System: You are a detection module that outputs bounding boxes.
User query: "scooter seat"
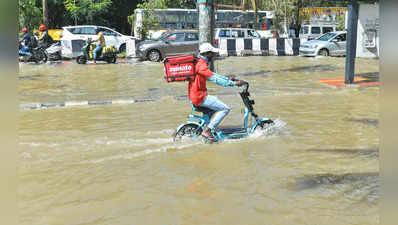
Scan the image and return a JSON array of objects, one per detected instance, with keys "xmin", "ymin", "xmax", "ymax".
[{"xmin": 194, "ymin": 106, "xmax": 213, "ymax": 114}]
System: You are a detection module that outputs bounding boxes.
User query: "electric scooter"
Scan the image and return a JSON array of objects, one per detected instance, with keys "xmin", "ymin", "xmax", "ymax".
[
  {"xmin": 76, "ymin": 38, "xmax": 117, "ymax": 64},
  {"xmin": 173, "ymin": 81, "xmax": 274, "ymax": 142}
]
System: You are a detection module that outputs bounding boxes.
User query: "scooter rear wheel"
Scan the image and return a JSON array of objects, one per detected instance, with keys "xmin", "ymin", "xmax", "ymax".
[
  {"xmin": 107, "ymin": 56, "xmax": 117, "ymax": 64},
  {"xmin": 173, "ymin": 124, "xmax": 202, "ymax": 141}
]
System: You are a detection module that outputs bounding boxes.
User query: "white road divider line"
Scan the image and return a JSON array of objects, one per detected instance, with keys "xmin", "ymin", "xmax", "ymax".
[{"xmin": 20, "ymin": 98, "xmax": 156, "ymax": 111}]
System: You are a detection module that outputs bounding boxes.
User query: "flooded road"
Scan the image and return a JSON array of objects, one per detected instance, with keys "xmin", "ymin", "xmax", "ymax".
[{"xmin": 19, "ymin": 56, "xmax": 379, "ymax": 225}]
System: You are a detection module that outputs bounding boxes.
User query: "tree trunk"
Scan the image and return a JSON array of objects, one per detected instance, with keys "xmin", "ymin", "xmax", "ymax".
[
  {"xmin": 42, "ymin": 0, "xmax": 48, "ymax": 26},
  {"xmin": 198, "ymin": 0, "xmax": 215, "ymax": 70}
]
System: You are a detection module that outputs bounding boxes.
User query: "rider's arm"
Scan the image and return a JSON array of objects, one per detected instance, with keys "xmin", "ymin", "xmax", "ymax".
[
  {"xmin": 38, "ymin": 32, "xmax": 44, "ymax": 41},
  {"xmin": 93, "ymin": 33, "xmax": 103, "ymax": 43},
  {"xmin": 208, "ymin": 73, "xmax": 236, "ymax": 87},
  {"xmin": 93, "ymin": 34, "xmax": 100, "ymax": 42}
]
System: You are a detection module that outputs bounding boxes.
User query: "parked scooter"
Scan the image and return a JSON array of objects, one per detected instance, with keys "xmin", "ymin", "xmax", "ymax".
[
  {"xmin": 19, "ymin": 43, "xmax": 48, "ymax": 64},
  {"xmin": 173, "ymin": 80, "xmax": 274, "ymax": 142},
  {"xmin": 76, "ymin": 38, "xmax": 117, "ymax": 64}
]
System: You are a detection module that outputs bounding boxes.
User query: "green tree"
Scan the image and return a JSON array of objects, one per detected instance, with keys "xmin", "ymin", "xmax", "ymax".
[
  {"xmin": 64, "ymin": 0, "xmax": 112, "ymax": 25},
  {"xmin": 128, "ymin": 0, "xmax": 167, "ymax": 39},
  {"xmin": 19, "ymin": 0, "xmax": 42, "ymax": 32}
]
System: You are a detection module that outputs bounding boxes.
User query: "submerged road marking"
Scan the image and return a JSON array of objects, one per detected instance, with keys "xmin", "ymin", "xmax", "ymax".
[
  {"xmin": 20, "ymin": 98, "xmax": 155, "ymax": 111},
  {"xmin": 320, "ymin": 77, "xmax": 379, "ymax": 87}
]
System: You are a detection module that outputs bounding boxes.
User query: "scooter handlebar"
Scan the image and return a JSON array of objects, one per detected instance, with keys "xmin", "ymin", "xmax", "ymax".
[
  {"xmin": 228, "ymin": 76, "xmax": 248, "ymax": 91},
  {"xmin": 238, "ymin": 80, "xmax": 249, "ymax": 92}
]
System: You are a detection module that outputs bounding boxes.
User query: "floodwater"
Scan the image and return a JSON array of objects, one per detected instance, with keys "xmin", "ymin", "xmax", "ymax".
[{"xmin": 19, "ymin": 56, "xmax": 379, "ymax": 225}]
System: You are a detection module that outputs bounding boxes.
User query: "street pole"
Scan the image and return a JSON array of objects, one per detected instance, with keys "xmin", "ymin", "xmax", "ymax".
[
  {"xmin": 345, "ymin": 0, "xmax": 359, "ymax": 84},
  {"xmin": 198, "ymin": 0, "xmax": 215, "ymax": 70}
]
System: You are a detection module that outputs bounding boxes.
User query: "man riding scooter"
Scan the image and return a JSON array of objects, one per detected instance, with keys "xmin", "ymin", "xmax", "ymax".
[
  {"xmin": 189, "ymin": 43, "xmax": 244, "ymax": 142},
  {"xmin": 92, "ymin": 27, "xmax": 106, "ymax": 64},
  {"xmin": 19, "ymin": 28, "xmax": 34, "ymax": 61},
  {"xmin": 38, "ymin": 24, "xmax": 54, "ymax": 48}
]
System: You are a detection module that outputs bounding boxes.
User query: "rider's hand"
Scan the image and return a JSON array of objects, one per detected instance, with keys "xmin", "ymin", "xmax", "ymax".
[
  {"xmin": 228, "ymin": 76, "xmax": 237, "ymax": 81},
  {"xmin": 235, "ymin": 80, "xmax": 245, "ymax": 86}
]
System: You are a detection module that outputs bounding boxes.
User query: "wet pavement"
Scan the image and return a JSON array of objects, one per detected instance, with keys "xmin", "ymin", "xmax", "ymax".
[{"xmin": 19, "ymin": 56, "xmax": 379, "ymax": 225}]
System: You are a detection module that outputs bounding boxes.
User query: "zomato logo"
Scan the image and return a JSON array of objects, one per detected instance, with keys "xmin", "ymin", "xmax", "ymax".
[{"xmin": 170, "ymin": 65, "xmax": 192, "ymax": 72}]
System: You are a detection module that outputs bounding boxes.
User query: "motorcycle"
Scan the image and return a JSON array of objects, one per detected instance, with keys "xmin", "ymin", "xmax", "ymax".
[
  {"xmin": 76, "ymin": 38, "xmax": 117, "ymax": 64},
  {"xmin": 173, "ymin": 80, "xmax": 274, "ymax": 142},
  {"xmin": 19, "ymin": 44, "xmax": 48, "ymax": 64}
]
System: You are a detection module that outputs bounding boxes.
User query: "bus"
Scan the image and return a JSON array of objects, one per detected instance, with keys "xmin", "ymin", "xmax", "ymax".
[{"xmin": 134, "ymin": 8, "xmax": 274, "ymax": 40}]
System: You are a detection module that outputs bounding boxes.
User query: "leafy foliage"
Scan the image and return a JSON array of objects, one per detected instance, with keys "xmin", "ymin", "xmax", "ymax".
[
  {"xmin": 128, "ymin": 0, "xmax": 167, "ymax": 39},
  {"xmin": 64, "ymin": 0, "xmax": 112, "ymax": 24},
  {"xmin": 19, "ymin": 0, "xmax": 357, "ymax": 36},
  {"xmin": 19, "ymin": 0, "xmax": 42, "ymax": 31}
]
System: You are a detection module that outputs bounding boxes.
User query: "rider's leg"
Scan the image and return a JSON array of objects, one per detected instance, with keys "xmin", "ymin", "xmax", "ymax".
[
  {"xmin": 204, "ymin": 110, "xmax": 216, "ymax": 121},
  {"xmin": 93, "ymin": 44, "xmax": 102, "ymax": 63},
  {"xmin": 199, "ymin": 95, "xmax": 230, "ymax": 136},
  {"xmin": 19, "ymin": 46, "xmax": 32, "ymax": 62}
]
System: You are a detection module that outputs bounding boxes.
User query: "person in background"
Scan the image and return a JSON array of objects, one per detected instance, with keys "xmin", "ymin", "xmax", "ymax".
[
  {"xmin": 272, "ymin": 31, "xmax": 280, "ymax": 38},
  {"xmin": 33, "ymin": 31, "xmax": 40, "ymax": 41},
  {"xmin": 188, "ymin": 43, "xmax": 244, "ymax": 142},
  {"xmin": 92, "ymin": 27, "xmax": 106, "ymax": 64}
]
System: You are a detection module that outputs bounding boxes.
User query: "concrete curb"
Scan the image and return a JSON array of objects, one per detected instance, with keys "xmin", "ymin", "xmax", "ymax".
[{"xmin": 218, "ymin": 38, "xmax": 307, "ymax": 56}]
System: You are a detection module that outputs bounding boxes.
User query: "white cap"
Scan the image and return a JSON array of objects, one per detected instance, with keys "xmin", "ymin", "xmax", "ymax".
[{"xmin": 199, "ymin": 43, "xmax": 219, "ymax": 54}]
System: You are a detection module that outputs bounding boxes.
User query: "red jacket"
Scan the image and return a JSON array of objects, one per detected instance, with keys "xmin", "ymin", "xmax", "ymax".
[{"xmin": 188, "ymin": 57, "xmax": 214, "ymax": 106}]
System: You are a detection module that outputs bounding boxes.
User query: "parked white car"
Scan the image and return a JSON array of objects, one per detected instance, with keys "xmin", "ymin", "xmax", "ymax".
[
  {"xmin": 60, "ymin": 25, "xmax": 135, "ymax": 58},
  {"xmin": 299, "ymin": 24, "xmax": 338, "ymax": 40},
  {"xmin": 299, "ymin": 31, "xmax": 347, "ymax": 57}
]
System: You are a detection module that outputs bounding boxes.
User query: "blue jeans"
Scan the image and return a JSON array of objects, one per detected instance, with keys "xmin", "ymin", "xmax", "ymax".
[
  {"xmin": 199, "ymin": 95, "xmax": 230, "ymax": 130},
  {"xmin": 93, "ymin": 44, "xmax": 103, "ymax": 59},
  {"xmin": 19, "ymin": 46, "xmax": 31, "ymax": 56}
]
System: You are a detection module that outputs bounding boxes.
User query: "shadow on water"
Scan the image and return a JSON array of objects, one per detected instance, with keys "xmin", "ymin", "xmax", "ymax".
[
  {"xmin": 346, "ymin": 118, "xmax": 378, "ymax": 127},
  {"xmin": 19, "ymin": 74, "xmax": 43, "ymax": 80},
  {"xmin": 357, "ymin": 72, "xmax": 379, "ymax": 82},
  {"xmin": 306, "ymin": 148, "xmax": 379, "ymax": 158},
  {"xmin": 292, "ymin": 172, "xmax": 379, "ymax": 203},
  {"xmin": 236, "ymin": 64, "xmax": 339, "ymax": 77}
]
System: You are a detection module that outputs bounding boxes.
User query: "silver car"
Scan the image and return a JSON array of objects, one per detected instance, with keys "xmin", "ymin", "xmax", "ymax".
[
  {"xmin": 299, "ymin": 31, "xmax": 347, "ymax": 57},
  {"xmin": 136, "ymin": 31, "xmax": 199, "ymax": 62}
]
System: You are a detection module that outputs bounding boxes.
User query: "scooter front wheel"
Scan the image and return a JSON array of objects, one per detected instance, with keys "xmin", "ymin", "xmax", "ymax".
[
  {"xmin": 173, "ymin": 124, "xmax": 202, "ymax": 141},
  {"xmin": 253, "ymin": 119, "xmax": 274, "ymax": 131},
  {"xmin": 76, "ymin": 56, "xmax": 87, "ymax": 64}
]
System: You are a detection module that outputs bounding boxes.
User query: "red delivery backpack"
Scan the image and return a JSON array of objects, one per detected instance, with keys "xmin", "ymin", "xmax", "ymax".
[{"xmin": 163, "ymin": 54, "xmax": 197, "ymax": 82}]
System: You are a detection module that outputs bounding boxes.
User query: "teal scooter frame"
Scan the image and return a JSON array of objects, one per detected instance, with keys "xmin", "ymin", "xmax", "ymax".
[{"xmin": 173, "ymin": 81, "xmax": 274, "ymax": 142}]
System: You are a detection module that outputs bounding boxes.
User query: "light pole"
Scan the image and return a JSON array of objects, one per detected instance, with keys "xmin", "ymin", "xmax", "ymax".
[
  {"xmin": 345, "ymin": 0, "xmax": 359, "ymax": 84},
  {"xmin": 198, "ymin": 0, "xmax": 215, "ymax": 70}
]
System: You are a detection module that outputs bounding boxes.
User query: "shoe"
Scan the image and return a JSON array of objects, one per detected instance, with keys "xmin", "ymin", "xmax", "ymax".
[{"xmin": 201, "ymin": 133, "xmax": 217, "ymax": 143}]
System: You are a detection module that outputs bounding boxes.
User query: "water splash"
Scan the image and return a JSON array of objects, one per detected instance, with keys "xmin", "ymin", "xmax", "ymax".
[{"xmin": 249, "ymin": 118, "xmax": 287, "ymax": 139}]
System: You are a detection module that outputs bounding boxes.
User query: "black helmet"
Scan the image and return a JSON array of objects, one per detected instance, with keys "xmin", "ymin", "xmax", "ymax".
[{"xmin": 94, "ymin": 27, "xmax": 100, "ymax": 33}]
